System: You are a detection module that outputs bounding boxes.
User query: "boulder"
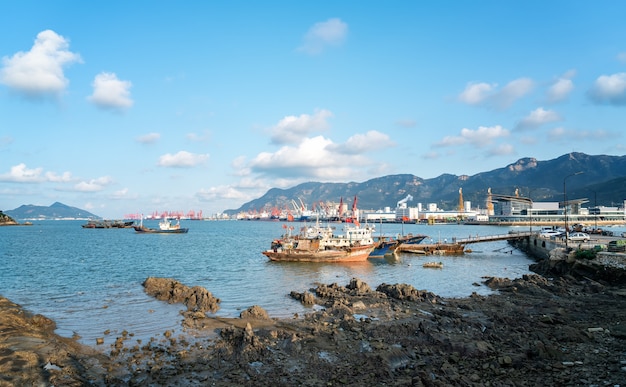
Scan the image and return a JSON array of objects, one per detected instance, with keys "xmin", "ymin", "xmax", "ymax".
[{"xmin": 142, "ymin": 277, "xmax": 220, "ymax": 313}]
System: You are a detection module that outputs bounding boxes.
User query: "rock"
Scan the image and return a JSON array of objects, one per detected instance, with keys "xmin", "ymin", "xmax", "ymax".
[
  {"xmin": 240, "ymin": 305, "xmax": 270, "ymax": 320},
  {"xmin": 346, "ymin": 277, "xmax": 372, "ymax": 293},
  {"xmin": 142, "ymin": 277, "xmax": 220, "ymax": 313}
]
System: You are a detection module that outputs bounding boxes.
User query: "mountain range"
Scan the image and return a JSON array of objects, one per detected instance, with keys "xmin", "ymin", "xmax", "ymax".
[
  {"xmin": 226, "ymin": 152, "xmax": 626, "ymax": 214},
  {"xmin": 4, "ymin": 202, "xmax": 100, "ymax": 220},
  {"xmin": 3, "ymin": 152, "xmax": 625, "ymax": 219}
]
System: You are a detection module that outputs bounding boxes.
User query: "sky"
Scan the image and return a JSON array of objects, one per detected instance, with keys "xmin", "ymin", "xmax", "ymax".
[{"xmin": 1, "ymin": 1, "xmax": 625, "ymax": 219}]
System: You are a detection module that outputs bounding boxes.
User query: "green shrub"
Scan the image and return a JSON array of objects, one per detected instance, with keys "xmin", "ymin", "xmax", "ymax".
[{"xmin": 574, "ymin": 249, "xmax": 597, "ymax": 260}]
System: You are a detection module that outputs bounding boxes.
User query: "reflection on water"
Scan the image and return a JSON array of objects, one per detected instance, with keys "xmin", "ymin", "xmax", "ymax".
[{"xmin": 0, "ymin": 220, "xmax": 554, "ymax": 346}]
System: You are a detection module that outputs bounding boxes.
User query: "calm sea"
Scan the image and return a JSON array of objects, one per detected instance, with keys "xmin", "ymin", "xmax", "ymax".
[{"xmin": 1, "ymin": 220, "xmax": 536, "ymax": 346}]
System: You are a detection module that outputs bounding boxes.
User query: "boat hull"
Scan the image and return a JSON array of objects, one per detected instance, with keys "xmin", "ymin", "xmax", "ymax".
[
  {"xmin": 370, "ymin": 234, "xmax": 427, "ymax": 257},
  {"xmin": 262, "ymin": 244, "xmax": 374, "ymax": 263},
  {"xmin": 133, "ymin": 226, "xmax": 189, "ymax": 234}
]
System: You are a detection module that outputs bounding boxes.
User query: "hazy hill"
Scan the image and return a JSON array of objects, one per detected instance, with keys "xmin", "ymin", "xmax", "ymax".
[
  {"xmin": 4, "ymin": 202, "xmax": 100, "ymax": 220},
  {"xmin": 227, "ymin": 152, "xmax": 626, "ymax": 214}
]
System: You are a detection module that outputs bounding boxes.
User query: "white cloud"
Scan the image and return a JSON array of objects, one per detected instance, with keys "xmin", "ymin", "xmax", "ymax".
[
  {"xmin": 546, "ymin": 71, "xmax": 575, "ymax": 103},
  {"xmin": 157, "ymin": 151, "xmax": 209, "ymax": 167},
  {"xmin": 0, "ymin": 30, "xmax": 82, "ymax": 98},
  {"xmin": 435, "ymin": 125, "xmax": 509, "ymax": 148},
  {"xmin": 458, "ymin": 82, "xmax": 495, "ymax": 105},
  {"xmin": 328, "ymin": 130, "xmax": 395, "ymax": 154},
  {"xmin": 0, "ymin": 163, "xmax": 76, "ymax": 184},
  {"xmin": 270, "ymin": 109, "xmax": 333, "ymax": 144},
  {"xmin": 496, "ymin": 78, "xmax": 534, "ymax": 109},
  {"xmin": 587, "ymin": 73, "xmax": 626, "ymax": 105},
  {"xmin": 136, "ymin": 132, "xmax": 161, "ymax": 144},
  {"xmin": 298, "ymin": 18, "xmax": 348, "ymax": 55},
  {"xmin": 87, "ymin": 72, "xmax": 134, "ymax": 110},
  {"xmin": 458, "ymin": 78, "xmax": 533, "ymax": 109},
  {"xmin": 0, "ymin": 163, "xmax": 44, "ymax": 182},
  {"xmin": 515, "ymin": 107, "xmax": 561, "ymax": 131},
  {"xmin": 249, "ymin": 135, "xmax": 364, "ymax": 180},
  {"xmin": 196, "ymin": 185, "xmax": 250, "ymax": 201},
  {"xmin": 45, "ymin": 171, "xmax": 74, "ymax": 182},
  {"xmin": 74, "ymin": 176, "xmax": 112, "ymax": 192},
  {"xmin": 110, "ymin": 188, "xmax": 137, "ymax": 200}
]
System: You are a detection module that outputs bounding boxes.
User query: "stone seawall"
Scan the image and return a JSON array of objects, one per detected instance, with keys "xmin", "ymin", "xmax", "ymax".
[{"xmin": 511, "ymin": 235, "xmax": 626, "ymax": 284}]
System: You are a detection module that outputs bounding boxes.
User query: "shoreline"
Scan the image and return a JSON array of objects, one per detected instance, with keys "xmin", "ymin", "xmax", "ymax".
[{"xmin": 2, "ymin": 251, "xmax": 626, "ymax": 386}]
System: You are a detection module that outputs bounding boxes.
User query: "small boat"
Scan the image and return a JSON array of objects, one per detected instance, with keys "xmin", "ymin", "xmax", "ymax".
[
  {"xmin": 422, "ymin": 261, "xmax": 443, "ymax": 269},
  {"xmin": 370, "ymin": 233, "xmax": 428, "ymax": 257},
  {"xmin": 133, "ymin": 218, "xmax": 189, "ymax": 234},
  {"xmin": 262, "ymin": 220, "xmax": 376, "ymax": 263}
]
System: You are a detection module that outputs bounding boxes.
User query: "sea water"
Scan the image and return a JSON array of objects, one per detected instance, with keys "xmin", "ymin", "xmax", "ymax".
[{"xmin": 1, "ymin": 220, "xmax": 536, "ymax": 346}]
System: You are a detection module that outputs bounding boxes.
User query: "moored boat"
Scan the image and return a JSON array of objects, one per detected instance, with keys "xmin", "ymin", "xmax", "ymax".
[
  {"xmin": 370, "ymin": 233, "xmax": 428, "ymax": 257},
  {"xmin": 133, "ymin": 218, "xmax": 189, "ymax": 234},
  {"xmin": 422, "ymin": 261, "xmax": 443, "ymax": 269},
  {"xmin": 262, "ymin": 242, "xmax": 374, "ymax": 263},
  {"xmin": 262, "ymin": 220, "xmax": 376, "ymax": 262}
]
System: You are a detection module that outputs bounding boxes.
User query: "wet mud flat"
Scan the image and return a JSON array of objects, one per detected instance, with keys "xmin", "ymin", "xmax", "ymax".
[{"xmin": 1, "ymin": 258, "xmax": 626, "ymax": 386}]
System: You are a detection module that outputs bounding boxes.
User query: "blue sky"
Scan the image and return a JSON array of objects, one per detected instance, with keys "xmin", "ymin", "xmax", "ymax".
[{"xmin": 1, "ymin": 1, "xmax": 625, "ymax": 218}]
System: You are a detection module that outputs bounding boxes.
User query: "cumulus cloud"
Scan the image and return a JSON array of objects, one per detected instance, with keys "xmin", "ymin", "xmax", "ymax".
[
  {"xmin": 136, "ymin": 132, "xmax": 161, "ymax": 144},
  {"xmin": 249, "ymin": 136, "xmax": 363, "ymax": 181},
  {"xmin": 435, "ymin": 125, "xmax": 510, "ymax": 148},
  {"xmin": 298, "ymin": 18, "xmax": 348, "ymax": 55},
  {"xmin": 196, "ymin": 185, "xmax": 250, "ymax": 202},
  {"xmin": 327, "ymin": 130, "xmax": 395, "ymax": 154},
  {"xmin": 587, "ymin": 73, "xmax": 626, "ymax": 105},
  {"xmin": 0, "ymin": 30, "xmax": 82, "ymax": 98},
  {"xmin": 270, "ymin": 109, "xmax": 333, "ymax": 144},
  {"xmin": 0, "ymin": 163, "xmax": 44, "ymax": 182},
  {"xmin": 458, "ymin": 82, "xmax": 495, "ymax": 105},
  {"xmin": 74, "ymin": 176, "xmax": 112, "ymax": 192},
  {"xmin": 546, "ymin": 70, "xmax": 575, "ymax": 103},
  {"xmin": 45, "ymin": 171, "xmax": 74, "ymax": 182},
  {"xmin": 515, "ymin": 107, "xmax": 562, "ymax": 131},
  {"xmin": 87, "ymin": 72, "xmax": 134, "ymax": 110},
  {"xmin": 158, "ymin": 151, "xmax": 209, "ymax": 167},
  {"xmin": 497, "ymin": 78, "xmax": 534, "ymax": 109},
  {"xmin": 458, "ymin": 78, "xmax": 534, "ymax": 109}
]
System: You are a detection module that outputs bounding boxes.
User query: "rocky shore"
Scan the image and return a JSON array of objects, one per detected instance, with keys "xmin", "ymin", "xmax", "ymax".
[{"xmin": 2, "ymin": 252, "xmax": 625, "ymax": 386}]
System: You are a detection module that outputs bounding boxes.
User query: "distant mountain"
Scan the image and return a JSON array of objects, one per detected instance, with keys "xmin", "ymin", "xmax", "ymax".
[
  {"xmin": 4, "ymin": 202, "xmax": 100, "ymax": 220},
  {"xmin": 226, "ymin": 152, "xmax": 626, "ymax": 214}
]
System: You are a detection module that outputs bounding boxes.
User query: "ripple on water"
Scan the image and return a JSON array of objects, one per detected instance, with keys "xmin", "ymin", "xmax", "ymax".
[{"xmin": 0, "ymin": 220, "xmax": 535, "ymax": 346}]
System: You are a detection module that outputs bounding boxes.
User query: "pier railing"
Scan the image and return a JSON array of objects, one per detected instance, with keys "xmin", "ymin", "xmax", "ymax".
[{"xmin": 453, "ymin": 231, "xmax": 536, "ymax": 245}]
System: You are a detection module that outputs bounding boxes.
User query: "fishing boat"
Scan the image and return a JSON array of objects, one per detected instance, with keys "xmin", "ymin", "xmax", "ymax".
[
  {"xmin": 133, "ymin": 218, "xmax": 189, "ymax": 234},
  {"xmin": 422, "ymin": 261, "xmax": 443, "ymax": 269},
  {"xmin": 262, "ymin": 220, "xmax": 376, "ymax": 262},
  {"xmin": 370, "ymin": 233, "xmax": 428, "ymax": 257}
]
